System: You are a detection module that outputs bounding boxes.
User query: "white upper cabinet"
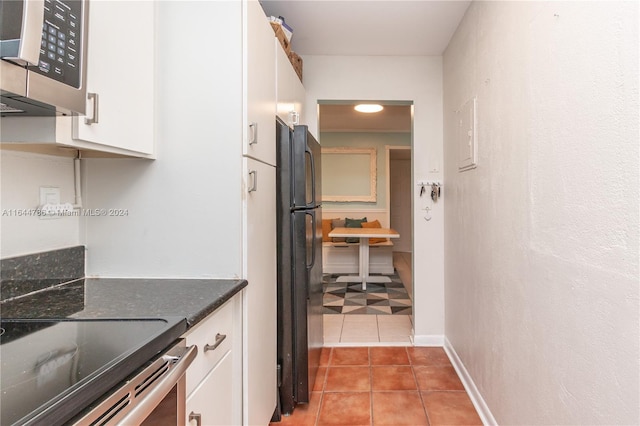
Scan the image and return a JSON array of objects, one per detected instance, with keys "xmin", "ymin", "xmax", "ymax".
[
  {"xmin": 244, "ymin": 0, "xmax": 276, "ymax": 166},
  {"xmin": 275, "ymin": 39, "xmax": 305, "ymax": 127},
  {"xmin": 1, "ymin": 1, "xmax": 155, "ymax": 157},
  {"xmin": 60, "ymin": 1, "xmax": 155, "ymax": 157}
]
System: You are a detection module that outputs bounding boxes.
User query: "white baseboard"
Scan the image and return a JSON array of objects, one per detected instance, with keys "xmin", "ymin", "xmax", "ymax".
[
  {"xmin": 411, "ymin": 334, "xmax": 445, "ymax": 346},
  {"xmin": 444, "ymin": 337, "xmax": 498, "ymax": 426}
]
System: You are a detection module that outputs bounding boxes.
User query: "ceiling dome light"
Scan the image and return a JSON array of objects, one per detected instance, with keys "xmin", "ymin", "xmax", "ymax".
[{"xmin": 354, "ymin": 104, "xmax": 384, "ymax": 113}]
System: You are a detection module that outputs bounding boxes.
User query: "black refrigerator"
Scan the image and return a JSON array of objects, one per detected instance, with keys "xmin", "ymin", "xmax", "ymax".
[{"xmin": 274, "ymin": 118, "xmax": 323, "ymax": 417}]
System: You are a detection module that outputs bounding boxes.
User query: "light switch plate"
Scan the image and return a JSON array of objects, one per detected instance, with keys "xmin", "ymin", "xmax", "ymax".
[
  {"xmin": 40, "ymin": 187, "xmax": 60, "ymax": 206},
  {"xmin": 39, "ymin": 187, "xmax": 61, "ymax": 220},
  {"xmin": 457, "ymin": 97, "xmax": 477, "ymax": 172}
]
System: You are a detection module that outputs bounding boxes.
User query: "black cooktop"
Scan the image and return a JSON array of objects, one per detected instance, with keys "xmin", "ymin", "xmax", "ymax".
[{"xmin": 0, "ymin": 317, "xmax": 186, "ymax": 426}]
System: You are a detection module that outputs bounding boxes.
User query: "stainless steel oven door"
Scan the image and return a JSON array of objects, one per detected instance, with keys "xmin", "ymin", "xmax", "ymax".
[{"xmin": 71, "ymin": 339, "xmax": 197, "ymax": 426}]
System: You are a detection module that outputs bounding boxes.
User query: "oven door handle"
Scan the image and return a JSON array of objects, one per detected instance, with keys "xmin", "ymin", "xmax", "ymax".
[
  {"xmin": 71, "ymin": 340, "xmax": 197, "ymax": 426},
  {"xmin": 117, "ymin": 343, "xmax": 197, "ymax": 425}
]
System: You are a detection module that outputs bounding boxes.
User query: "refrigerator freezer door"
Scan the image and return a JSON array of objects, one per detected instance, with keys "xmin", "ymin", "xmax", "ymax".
[
  {"xmin": 305, "ymin": 207, "xmax": 324, "ymax": 401},
  {"xmin": 291, "ymin": 208, "xmax": 323, "ymax": 404}
]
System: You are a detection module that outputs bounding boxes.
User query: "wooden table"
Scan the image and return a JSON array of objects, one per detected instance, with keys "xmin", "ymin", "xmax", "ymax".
[{"xmin": 328, "ymin": 227, "xmax": 400, "ymax": 290}]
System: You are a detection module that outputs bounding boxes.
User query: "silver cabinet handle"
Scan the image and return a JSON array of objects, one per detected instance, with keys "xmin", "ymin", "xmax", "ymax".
[
  {"xmin": 249, "ymin": 122, "xmax": 258, "ymax": 145},
  {"xmin": 189, "ymin": 411, "xmax": 202, "ymax": 426},
  {"xmin": 204, "ymin": 333, "xmax": 227, "ymax": 352},
  {"xmin": 84, "ymin": 93, "xmax": 99, "ymax": 125},
  {"xmin": 248, "ymin": 170, "xmax": 258, "ymax": 192}
]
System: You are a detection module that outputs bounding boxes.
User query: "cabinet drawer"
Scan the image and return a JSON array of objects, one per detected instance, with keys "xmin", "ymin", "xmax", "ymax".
[
  {"xmin": 186, "ymin": 351, "xmax": 234, "ymax": 426},
  {"xmin": 183, "ymin": 300, "xmax": 234, "ymax": 396}
]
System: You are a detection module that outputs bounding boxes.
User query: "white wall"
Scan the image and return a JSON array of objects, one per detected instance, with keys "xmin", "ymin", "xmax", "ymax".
[
  {"xmin": 443, "ymin": 2, "xmax": 639, "ymax": 424},
  {"xmin": 303, "ymin": 55, "xmax": 445, "ymax": 341},
  {"xmin": 82, "ymin": 1, "xmax": 244, "ymax": 278},
  {"xmin": 0, "ymin": 150, "xmax": 80, "ymax": 258},
  {"xmin": 320, "ymin": 132, "xmax": 411, "ymax": 210}
]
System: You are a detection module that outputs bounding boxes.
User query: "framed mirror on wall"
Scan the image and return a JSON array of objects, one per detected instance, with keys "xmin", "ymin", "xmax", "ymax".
[{"xmin": 321, "ymin": 147, "xmax": 377, "ymax": 202}]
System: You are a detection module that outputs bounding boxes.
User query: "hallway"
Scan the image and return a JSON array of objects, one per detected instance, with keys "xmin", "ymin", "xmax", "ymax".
[
  {"xmin": 282, "ymin": 1, "xmax": 638, "ymax": 423},
  {"xmin": 297, "ymin": 248, "xmax": 484, "ymax": 425},
  {"xmin": 271, "ymin": 346, "xmax": 482, "ymax": 425}
]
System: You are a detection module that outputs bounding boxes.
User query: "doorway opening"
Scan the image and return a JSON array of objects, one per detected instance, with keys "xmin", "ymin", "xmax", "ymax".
[
  {"xmin": 387, "ymin": 146, "xmax": 413, "ymax": 297},
  {"xmin": 317, "ymin": 100, "xmax": 414, "ymax": 345}
]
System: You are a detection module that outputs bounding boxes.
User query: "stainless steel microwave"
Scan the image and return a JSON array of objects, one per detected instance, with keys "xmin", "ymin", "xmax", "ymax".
[{"xmin": 0, "ymin": 0, "xmax": 88, "ymax": 116}]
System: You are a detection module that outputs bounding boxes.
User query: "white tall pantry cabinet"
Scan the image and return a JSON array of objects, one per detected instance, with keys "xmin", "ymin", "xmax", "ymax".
[
  {"xmin": 83, "ymin": 1, "xmax": 281, "ymax": 425},
  {"xmin": 242, "ymin": 1, "xmax": 278, "ymax": 425}
]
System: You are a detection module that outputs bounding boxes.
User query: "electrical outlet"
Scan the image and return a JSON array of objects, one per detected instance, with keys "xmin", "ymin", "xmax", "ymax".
[{"xmin": 40, "ymin": 187, "xmax": 60, "ymax": 206}]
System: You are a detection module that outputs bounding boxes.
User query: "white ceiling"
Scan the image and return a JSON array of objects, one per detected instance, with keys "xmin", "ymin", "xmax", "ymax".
[
  {"xmin": 260, "ymin": 1, "xmax": 471, "ymax": 56},
  {"xmin": 319, "ymin": 103, "xmax": 412, "ymax": 133}
]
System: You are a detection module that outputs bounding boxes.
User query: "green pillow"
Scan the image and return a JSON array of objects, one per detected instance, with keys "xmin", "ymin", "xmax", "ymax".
[{"xmin": 345, "ymin": 217, "xmax": 367, "ymax": 243}]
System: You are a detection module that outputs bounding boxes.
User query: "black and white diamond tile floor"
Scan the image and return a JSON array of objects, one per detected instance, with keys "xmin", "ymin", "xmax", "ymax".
[{"xmin": 323, "ymin": 273, "xmax": 412, "ymax": 315}]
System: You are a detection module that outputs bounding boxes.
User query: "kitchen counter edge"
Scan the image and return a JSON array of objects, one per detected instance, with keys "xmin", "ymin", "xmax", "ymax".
[{"xmin": 0, "ymin": 278, "xmax": 248, "ymax": 329}]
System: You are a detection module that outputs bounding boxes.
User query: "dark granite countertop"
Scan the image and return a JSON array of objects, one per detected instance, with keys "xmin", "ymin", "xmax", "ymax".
[
  {"xmin": 0, "ymin": 249, "xmax": 248, "ymax": 425},
  {"xmin": 0, "ymin": 278, "xmax": 247, "ymax": 328},
  {"xmin": 0, "ymin": 276, "xmax": 249, "ymax": 426}
]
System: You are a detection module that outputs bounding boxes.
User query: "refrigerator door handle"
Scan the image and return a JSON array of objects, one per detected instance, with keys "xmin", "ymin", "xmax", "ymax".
[
  {"xmin": 306, "ymin": 210, "xmax": 317, "ymax": 271},
  {"xmin": 305, "ymin": 144, "xmax": 316, "ymax": 208}
]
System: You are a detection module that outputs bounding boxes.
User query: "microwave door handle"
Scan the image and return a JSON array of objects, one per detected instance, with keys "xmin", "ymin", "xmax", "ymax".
[{"xmin": 19, "ymin": 0, "xmax": 45, "ymax": 65}]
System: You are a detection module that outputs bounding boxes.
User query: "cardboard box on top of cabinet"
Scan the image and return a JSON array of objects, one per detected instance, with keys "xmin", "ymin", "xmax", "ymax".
[
  {"xmin": 268, "ymin": 15, "xmax": 301, "ymax": 81},
  {"xmin": 268, "ymin": 15, "xmax": 293, "ymax": 41},
  {"xmin": 278, "ymin": 17, "xmax": 293, "ymax": 41},
  {"xmin": 269, "ymin": 21, "xmax": 291, "ymax": 54},
  {"xmin": 288, "ymin": 51, "xmax": 303, "ymax": 83}
]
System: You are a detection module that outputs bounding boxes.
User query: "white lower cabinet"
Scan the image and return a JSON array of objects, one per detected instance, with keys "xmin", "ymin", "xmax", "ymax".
[
  {"xmin": 183, "ymin": 295, "xmax": 242, "ymax": 426},
  {"xmin": 186, "ymin": 352, "xmax": 234, "ymax": 426},
  {"xmin": 243, "ymin": 157, "xmax": 277, "ymax": 425}
]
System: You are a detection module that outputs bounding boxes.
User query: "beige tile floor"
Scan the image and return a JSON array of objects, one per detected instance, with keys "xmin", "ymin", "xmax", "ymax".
[
  {"xmin": 324, "ymin": 314, "xmax": 413, "ymax": 346},
  {"xmin": 324, "ymin": 252, "xmax": 414, "ymax": 346}
]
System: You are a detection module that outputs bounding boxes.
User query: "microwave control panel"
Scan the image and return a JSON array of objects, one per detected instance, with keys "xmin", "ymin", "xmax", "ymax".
[{"xmin": 28, "ymin": 0, "xmax": 83, "ymax": 89}]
